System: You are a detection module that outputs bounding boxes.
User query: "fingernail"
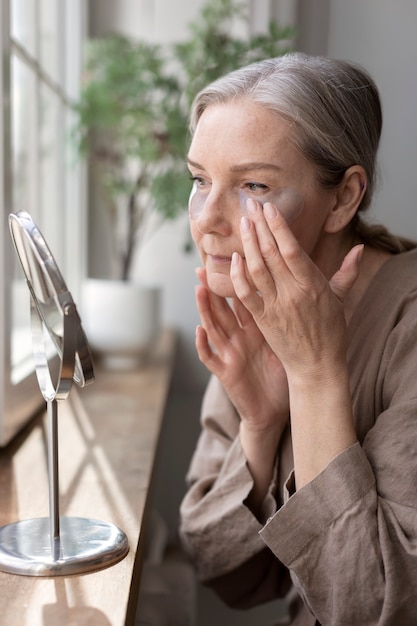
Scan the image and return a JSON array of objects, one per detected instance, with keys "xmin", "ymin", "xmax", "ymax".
[
  {"xmin": 246, "ymin": 199, "xmax": 259, "ymax": 214},
  {"xmin": 264, "ymin": 203, "xmax": 278, "ymax": 219},
  {"xmin": 232, "ymin": 252, "xmax": 239, "ymax": 265},
  {"xmin": 240, "ymin": 216, "xmax": 251, "ymax": 232}
]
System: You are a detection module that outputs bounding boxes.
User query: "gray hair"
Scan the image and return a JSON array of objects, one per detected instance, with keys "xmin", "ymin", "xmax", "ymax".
[
  {"xmin": 191, "ymin": 52, "xmax": 380, "ymax": 211},
  {"xmin": 190, "ymin": 53, "xmax": 414, "ymax": 252}
]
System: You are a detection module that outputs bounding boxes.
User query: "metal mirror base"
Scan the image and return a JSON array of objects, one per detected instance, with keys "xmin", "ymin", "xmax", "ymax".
[
  {"xmin": 2, "ymin": 212, "xmax": 130, "ymax": 578},
  {"xmin": 0, "ymin": 516, "xmax": 129, "ymax": 576}
]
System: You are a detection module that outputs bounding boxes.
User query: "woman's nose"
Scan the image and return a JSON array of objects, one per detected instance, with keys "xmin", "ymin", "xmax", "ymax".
[{"xmin": 189, "ymin": 189, "xmax": 233, "ymax": 235}]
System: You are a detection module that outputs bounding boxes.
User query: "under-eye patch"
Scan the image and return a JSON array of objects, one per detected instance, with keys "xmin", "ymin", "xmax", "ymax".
[
  {"xmin": 188, "ymin": 182, "xmax": 304, "ymax": 224},
  {"xmin": 188, "ymin": 180, "xmax": 205, "ymax": 220},
  {"xmin": 239, "ymin": 188, "xmax": 304, "ymax": 224}
]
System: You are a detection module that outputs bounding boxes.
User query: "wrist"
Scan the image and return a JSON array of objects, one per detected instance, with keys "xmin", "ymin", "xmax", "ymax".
[
  {"xmin": 287, "ymin": 358, "xmax": 349, "ymax": 395},
  {"xmin": 239, "ymin": 417, "xmax": 286, "ymax": 449},
  {"xmin": 287, "ymin": 365, "xmax": 357, "ymax": 489},
  {"xmin": 239, "ymin": 421, "xmax": 283, "ymax": 520},
  {"xmin": 239, "ymin": 419, "xmax": 284, "ymax": 475}
]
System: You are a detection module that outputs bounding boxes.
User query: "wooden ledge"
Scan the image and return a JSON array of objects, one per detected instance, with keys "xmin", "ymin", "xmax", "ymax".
[{"xmin": 0, "ymin": 328, "xmax": 178, "ymax": 626}]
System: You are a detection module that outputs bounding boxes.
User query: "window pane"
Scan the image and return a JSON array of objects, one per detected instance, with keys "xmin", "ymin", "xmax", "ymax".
[
  {"xmin": 39, "ymin": 0, "xmax": 59, "ymax": 83},
  {"xmin": 64, "ymin": 106, "xmax": 84, "ymax": 295},
  {"xmin": 10, "ymin": 55, "xmax": 37, "ymax": 379},
  {"xmin": 11, "ymin": 56, "xmax": 38, "ymax": 217},
  {"xmin": 4, "ymin": 0, "xmax": 85, "ymax": 417},
  {"xmin": 11, "ymin": 0, "xmax": 36, "ymax": 57},
  {"xmin": 10, "ymin": 272, "xmax": 32, "ymax": 384},
  {"xmin": 39, "ymin": 83, "xmax": 63, "ymax": 266},
  {"xmin": 64, "ymin": 0, "xmax": 83, "ymax": 100}
]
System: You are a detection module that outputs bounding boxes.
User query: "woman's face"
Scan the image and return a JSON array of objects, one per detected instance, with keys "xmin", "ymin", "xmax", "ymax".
[{"xmin": 187, "ymin": 100, "xmax": 337, "ymax": 298}]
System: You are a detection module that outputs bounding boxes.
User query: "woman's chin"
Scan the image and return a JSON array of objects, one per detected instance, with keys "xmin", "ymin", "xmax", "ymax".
[{"xmin": 206, "ymin": 273, "xmax": 235, "ymax": 298}]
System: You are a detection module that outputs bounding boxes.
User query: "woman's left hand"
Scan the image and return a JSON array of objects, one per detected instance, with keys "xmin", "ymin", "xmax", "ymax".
[
  {"xmin": 230, "ymin": 199, "xmax": 363, "ymax": 381},
  {"xmin": 231, "ymin": 199, "xmax": 363, "ymax": 488}
]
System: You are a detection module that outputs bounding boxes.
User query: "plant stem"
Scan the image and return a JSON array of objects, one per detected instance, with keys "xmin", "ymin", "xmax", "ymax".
[
  {"xmin": 121, "ymin": 173, "xmax": 148, "ymax": 281},
  {"xmin": 122, "ymin": 190, "xmax": 136, "ymax": 281}
]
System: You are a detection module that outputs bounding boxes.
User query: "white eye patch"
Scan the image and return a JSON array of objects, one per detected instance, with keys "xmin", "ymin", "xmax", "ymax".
[
  {"xmin": 188, "ymin": 180, "xmax": 204, "ymax": 220},
  {"xmin": 188, "ymin": 182, "xmax": 304, "ymax": 224},
  {"xmin": 239, "ymin": 188, "xmax": 304, "ymax": 224}
]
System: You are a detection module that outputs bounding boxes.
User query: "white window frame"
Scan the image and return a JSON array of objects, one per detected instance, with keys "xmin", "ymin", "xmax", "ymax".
[{"xmin": 0, "ymin": 0, "xmax": 87, "ymax": 445}]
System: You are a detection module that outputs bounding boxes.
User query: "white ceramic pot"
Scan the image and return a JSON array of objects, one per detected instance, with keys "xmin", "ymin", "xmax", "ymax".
[{"xmin": 81, "ymin": 279, "xmax": 161, "ymax": 370}]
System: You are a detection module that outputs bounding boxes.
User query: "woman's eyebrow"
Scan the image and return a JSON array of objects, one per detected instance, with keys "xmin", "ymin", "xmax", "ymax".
[
  {"xmin": 187, "ymin": 158, "xmax": 282, "ymax": 173},
  {"xmin": 187, "ymin": 157, "xmax": 204, "ymax": 169},
  {"xmin": 230, "ymin": 162, "xmax": 282, "ymax": 173}
]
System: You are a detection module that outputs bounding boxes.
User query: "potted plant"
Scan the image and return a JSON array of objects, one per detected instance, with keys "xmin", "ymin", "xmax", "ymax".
[{"xmin": 74, "ymin": 0, "xmax": 293, "ymax": 368}]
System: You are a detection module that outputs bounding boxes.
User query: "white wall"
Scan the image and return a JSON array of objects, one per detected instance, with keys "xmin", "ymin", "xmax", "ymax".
[
  {"xmin": 296, "ymin": 0, "xmax": 330, "ymax": 55},
  {"xmin": 89, "ymin": 0, "xmax": 203, "ymax": 42},
  {"xmin": 326, "ymin": 0, "xmax": 417, "ymax": 239}
]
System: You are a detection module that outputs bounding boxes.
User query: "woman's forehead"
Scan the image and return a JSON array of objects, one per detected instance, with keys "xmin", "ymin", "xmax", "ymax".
[
  {"xmin": 189, "ymin": 103, "xmax": 300, "ymax": 172},
  {"xmin": 194, "ymin": 99, "xmax": 290, "ymax": 133}
]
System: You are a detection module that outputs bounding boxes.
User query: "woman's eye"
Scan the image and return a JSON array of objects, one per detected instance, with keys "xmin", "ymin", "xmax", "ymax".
[
  {"xmin": 190, "ymin": 176, "xmax": 207, "ymax": 188},
  {"xmin": 246, "ymin": 182, "xmax": 269, "ymax": 193}
]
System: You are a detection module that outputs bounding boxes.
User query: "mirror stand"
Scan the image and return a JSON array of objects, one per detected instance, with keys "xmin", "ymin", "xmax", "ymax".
[
  {"xmin": 0, "ymin": 212, "xmax": 129, "ymax": 576},
  {"xmin": 0, "ymin": 399, "xmax": 129, "ymax": 576}
]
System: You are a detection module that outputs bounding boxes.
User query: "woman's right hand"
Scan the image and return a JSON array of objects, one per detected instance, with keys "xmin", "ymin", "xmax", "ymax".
[
  {"xmin": 195, "ymin": 266, "xmax": 289, "ymax": 512},
  {"xmin": 195, "ymin": 267, "xmax": 289, "ymax": 433}
]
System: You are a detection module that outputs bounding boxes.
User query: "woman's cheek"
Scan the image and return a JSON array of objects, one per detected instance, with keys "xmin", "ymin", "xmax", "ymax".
[
  {"xmin": 239, "ymin": 188, "xmax": 304, "ymax": 224},
  {"xmin": 189, "ymin": 219, "xmax": 202, "ymax": 249}
]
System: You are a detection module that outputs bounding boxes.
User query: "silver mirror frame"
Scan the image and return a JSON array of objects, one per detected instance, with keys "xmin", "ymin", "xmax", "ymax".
[
  {"xmin": 9, "ymin": 210, "xmax": 94, "ymax": 396},
  {"xmin": 0, "ymin": 211, "xmax": 129, "ymax": 576}
]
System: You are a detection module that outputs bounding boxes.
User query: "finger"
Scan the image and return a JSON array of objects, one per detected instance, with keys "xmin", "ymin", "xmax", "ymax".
[
  {"xmin": 245, "ymin": 199, "xmax": 283, "ymax": 264},
  {"xmin": 230, "ymin": 251, "xmax": 265, "ymax": 316},
  {"xmin": 195, "ymin": 286, "xmax": 228, "ymax": 357},
  {"xmin": 262, "ymin": 202, "xmax": 316, "ymax": 284},
  {"xmin": 231, "ymin": 296, "xmax": 256, "ymax": 328},
  {"xmin": 196, "ymin": 266, "xmax": 241, "ymax": 334},
  {"xmin": 195, "ymin": 284, "xmax": 238, "ymax": 344},
  {"xmin": 195, "ymin": 325, "xmax": 224, "ymax": 373},
  {"xmin": 240, "ymin": 213, "xmax": 279, "ymax": 294},
  {"xmin": 242, "ymin": 200, "xmax": 297, "ymax": 293},
  {"xmin": 195, "ymin": 265, "xmax": 232, "ymax": 322},
  {"xmin": 195, "ymin": 285, "xmax": 223, "ymax": 340},
  {"xmin": 195, "ymin": 266, "xmax": 208, "ymax": 287},
  {"xmin": 329, "ymin": 244, "xmax": 364, "ymax": 301}
]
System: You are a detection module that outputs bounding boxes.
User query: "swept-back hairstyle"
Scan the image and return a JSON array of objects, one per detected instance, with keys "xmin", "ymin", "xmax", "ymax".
[{"xmin": 190, "ymin": 53, "xmax": 414, "ymax": 253}]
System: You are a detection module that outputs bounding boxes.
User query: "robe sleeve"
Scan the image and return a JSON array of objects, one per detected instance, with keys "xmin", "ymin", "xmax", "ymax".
[
  {"xmin": 179, "ymin": 375, "xmax": 292, "ymax": 608},
  {"xmin": 260, "ymin": 309, "xmax": 417, "ymax": 625}
]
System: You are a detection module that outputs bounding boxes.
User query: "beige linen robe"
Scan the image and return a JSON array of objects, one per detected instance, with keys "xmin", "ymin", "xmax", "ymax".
[{"xmin": 180, "ymin": 249, "xmax": 417, "ymax": 625}]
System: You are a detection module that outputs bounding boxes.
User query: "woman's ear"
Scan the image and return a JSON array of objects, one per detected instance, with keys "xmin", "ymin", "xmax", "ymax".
[{"xmin": 324, "ymin": 166, "xmax": 367, "ymax": 233}]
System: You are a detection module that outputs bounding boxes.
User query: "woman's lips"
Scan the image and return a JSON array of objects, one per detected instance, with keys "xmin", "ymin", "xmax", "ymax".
[{"xmin": 208, "ymin": 254, "xmax": 232, "ymax": 265}]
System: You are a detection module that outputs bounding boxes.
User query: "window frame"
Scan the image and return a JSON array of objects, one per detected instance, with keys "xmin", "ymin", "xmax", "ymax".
[{"xmin": 0, "ymin": 0, "xmax": 87, "ymax": 446}]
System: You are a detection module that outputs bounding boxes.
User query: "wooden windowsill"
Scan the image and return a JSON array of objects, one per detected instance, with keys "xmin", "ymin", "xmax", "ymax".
[{"xmin": 0, "ymin": 328, "xmax": 177, "ymax": 626}]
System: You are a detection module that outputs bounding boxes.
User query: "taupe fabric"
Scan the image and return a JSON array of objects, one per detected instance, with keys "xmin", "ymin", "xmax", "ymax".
[{"xmin": 180, "ymin": 249, "xmax": 417, "ymax": 625}]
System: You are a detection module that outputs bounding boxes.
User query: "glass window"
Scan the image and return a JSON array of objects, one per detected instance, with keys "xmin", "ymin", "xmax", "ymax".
[{"xmin": 0, "ymin": 0, "xmax": 86, "ymax": 444}]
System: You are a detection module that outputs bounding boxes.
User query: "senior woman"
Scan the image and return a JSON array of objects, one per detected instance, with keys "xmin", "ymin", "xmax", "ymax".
[{"xmin": 180, "ymin": 53, "xmax": 417, "ymax": 625}]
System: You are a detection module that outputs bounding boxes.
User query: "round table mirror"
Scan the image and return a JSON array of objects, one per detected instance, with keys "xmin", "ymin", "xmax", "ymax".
[{"xmin": 0, "ymin": 211, "xmax": 129, "ymax": 576}]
